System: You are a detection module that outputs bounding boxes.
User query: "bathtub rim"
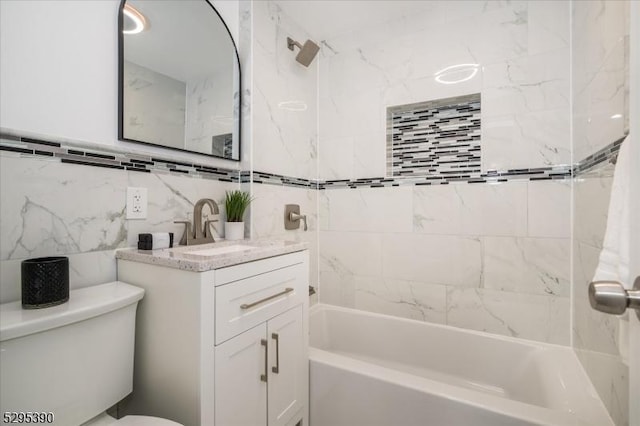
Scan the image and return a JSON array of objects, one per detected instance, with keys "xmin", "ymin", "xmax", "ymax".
[{"xmin": 310, "ymin": 303, "xmax": 569, "ymax": 350}]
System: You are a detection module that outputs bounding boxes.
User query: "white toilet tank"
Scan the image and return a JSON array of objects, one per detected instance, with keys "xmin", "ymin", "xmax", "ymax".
[{"xmin": 0, "ymin": 281, "xmax": 145, "ymax": 426}]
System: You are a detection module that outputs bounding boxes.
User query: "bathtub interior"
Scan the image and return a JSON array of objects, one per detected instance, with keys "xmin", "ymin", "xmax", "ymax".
[{"xmin": 309, "ymin": 304, "xmax": 613, "ymax": 426}]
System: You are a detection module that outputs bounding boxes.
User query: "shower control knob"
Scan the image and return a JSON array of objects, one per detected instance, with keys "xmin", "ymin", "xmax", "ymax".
[{"xmin": 589, "ymin": 277, "xmax": 640, "ymax": 320}]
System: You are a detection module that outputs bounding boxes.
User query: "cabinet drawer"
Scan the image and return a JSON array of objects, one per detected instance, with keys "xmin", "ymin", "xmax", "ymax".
[{"xmin": 215, "ymin": 263, "xmax": 305, "ymax": 344}]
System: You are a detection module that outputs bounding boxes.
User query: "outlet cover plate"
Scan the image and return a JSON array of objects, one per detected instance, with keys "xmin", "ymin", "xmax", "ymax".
[{"xmin": 126, "ymin": 187, "xmax": 147, "ymax": 220}]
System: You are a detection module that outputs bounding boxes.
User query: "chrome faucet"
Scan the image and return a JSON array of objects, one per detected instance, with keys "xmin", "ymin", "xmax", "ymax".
[{"xmin": 174, "ymin": 198, "xmax": 220, "ymax": 245}]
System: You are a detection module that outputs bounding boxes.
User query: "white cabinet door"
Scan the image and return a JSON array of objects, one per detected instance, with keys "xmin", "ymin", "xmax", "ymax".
[
  {"xmin": 215, "ymin": 323, "xmax": 268, "ymax": 426},
  {"xmin": 267, "ymin": 306, "xmax": 305, "ymax": 426}
]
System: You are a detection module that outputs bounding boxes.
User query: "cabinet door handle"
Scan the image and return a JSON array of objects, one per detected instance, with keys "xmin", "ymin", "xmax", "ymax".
[
  {"xmin": 240, "ymin": 287, "xmax": 294, "ymax": 310},
  {"xmin": 271, "ymin": 333, "xmax": 280, "ymax": 374},
  {"xmin": 260, "ymin": 339, "xmax": 268, "ymax": 382}
]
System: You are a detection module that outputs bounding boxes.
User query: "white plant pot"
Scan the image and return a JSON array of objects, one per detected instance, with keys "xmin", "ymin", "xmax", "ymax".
[{"xmin": 225, "ymin": 222, "xmax": 245, "ymax": 241}]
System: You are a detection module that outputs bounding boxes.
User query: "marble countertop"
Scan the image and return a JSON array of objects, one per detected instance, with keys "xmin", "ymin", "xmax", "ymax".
[{"xmin": 115, "ymin": 239, "xmax": 308, "ymax": 272}]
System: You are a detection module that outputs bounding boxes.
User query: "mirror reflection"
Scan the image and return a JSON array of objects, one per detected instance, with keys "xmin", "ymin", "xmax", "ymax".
[{"xmin": 118, "ymin": 0, "xmax": 240, "ymax": 160}]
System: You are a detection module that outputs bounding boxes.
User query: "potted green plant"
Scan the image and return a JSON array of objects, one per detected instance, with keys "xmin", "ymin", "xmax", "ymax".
[{"xmin": 224, "ymin": 190, "xmax": 253, "ymax": 240}]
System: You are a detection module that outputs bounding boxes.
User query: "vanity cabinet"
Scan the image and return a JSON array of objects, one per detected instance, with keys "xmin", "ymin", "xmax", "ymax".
[
  {"xmin": 116, "ymin": 249, "xmax": 309, "ymax": 426},
  {"xmin": 215, "ymin": 305, "xmax": 304, "ymax": 426}
]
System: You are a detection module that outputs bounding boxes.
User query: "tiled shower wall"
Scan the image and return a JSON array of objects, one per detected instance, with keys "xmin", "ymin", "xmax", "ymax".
[
  {"xmin": 318, "ymin": 1, "xmax": 572, "ymax": 344},
  {"xmin": 571, "ymin": 1, "xmax": 630, "ymax": 425},
  {"xmin": 246, "ymin": 1, "xmax": 319, "ymax": 290},
  {"xmin": 319, "ymin": 181, "xmax": 570, "ymax": 344}
]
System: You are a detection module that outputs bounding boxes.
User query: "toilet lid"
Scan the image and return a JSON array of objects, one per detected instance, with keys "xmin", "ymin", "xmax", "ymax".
[{"xmin": 117, "ymin": 416, "xmax": 183, "ymax": 426}]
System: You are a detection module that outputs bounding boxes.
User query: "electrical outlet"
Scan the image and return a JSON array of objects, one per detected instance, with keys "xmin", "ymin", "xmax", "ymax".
[{"xmin": 126, "ymin": 187, "xmax": 147, "ymax": 219}]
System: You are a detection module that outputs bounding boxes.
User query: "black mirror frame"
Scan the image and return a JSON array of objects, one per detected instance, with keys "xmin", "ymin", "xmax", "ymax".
[{"xmin": 117, "ymin": 0, "xmax": 242, "ymax": 161}]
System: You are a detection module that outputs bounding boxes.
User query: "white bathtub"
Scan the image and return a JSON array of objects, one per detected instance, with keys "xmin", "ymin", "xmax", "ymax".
[{"xmin": 309, "ymin": 304, "xmax": 613, "ymax": 426}]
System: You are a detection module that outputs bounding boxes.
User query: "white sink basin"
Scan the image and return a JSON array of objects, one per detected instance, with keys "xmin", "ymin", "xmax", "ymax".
[{"xmin": 184, "ymin": 244, "xmax": 257, "ymax": 257}]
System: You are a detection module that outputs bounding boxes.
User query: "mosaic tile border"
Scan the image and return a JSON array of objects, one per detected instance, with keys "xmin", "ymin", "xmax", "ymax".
[
  {"xmin": 318, "ymin": 165, "xmax": 572, "ymax": 189},
  {"xmin": 573, "ymin": 135, "xmax": 627, "ymax": 175},
  {"xmin": 1, "ymin": 131, "xmax": 624, "ymax": 191},
  {"xmin": 250, "ymin": 171, "xmax": 318, "ymax": 188},
  {"xmin": 0, "ymin": 133, "xmax": 241, "ymax": 183}
]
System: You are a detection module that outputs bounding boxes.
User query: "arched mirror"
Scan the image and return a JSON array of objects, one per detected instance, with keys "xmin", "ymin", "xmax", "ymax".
[{"xmin": 118, "ymin": 0, "xmax": 240, "ymax": 160}]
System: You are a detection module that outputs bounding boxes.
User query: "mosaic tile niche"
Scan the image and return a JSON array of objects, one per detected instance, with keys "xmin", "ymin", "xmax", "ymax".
[{"xmin": 387, "ymin": 94, "xmax": 481, "ymax": 178}]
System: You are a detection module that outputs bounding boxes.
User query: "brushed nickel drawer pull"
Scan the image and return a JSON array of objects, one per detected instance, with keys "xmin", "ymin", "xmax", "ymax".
[
  {"xmin": 240, "ymin": 287, "xmax": 294, "ymax": 310},
  {"xmin": 260, "ymin": 339, "xmax": 268, "ymax": 382},
  {"xmin": 271, "ymin": 333, "xmax": 280, "ymax": 374}
]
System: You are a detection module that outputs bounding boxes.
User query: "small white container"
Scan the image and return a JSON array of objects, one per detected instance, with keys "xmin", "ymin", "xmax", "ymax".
[{"xmin": 224, "ymin": 222, "xmax": 244, "ymax": 240}]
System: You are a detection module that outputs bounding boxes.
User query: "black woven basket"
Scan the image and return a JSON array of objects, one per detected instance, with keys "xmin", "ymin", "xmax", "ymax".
[{"xmin": 21, "ymin": 256, "xmax": 69, "ymax": 309}]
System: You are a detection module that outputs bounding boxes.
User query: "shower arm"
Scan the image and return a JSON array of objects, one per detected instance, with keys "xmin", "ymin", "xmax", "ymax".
[{"xmin": 287, "ymin": 37, "xmax": 303, "ymax": 51}]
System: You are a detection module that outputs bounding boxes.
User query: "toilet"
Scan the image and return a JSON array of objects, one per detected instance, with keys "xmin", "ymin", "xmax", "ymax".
[{"xmin": 0, "ymin": 281, "xmax": 181, "ymax": 426}]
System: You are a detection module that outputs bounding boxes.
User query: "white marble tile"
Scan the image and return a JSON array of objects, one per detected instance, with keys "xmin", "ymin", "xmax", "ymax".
[
  {"xmin": 572, "ymin": 46, "xmax": 626, "ymax": 161},
  {"xmin": 460, "ymin": 3, "xmax": 528, "ymax": 65},
  {"xmin": 413, "ymin": 182, "xmax": 528, "ymax": 237},
  {"xmin": 318, "ymin": 87, "xmax": 386, "ymax": 180},
  {"xmin": 250, "ymin": 184, "xmax": 317, "ymax": 239},
  {"xmin": 319, "ymin": 231, "xmax": 383, "ymax": 277},
  {"xmin": 381, "ymin": 233, "xmax": 482, "ymax": 287},
  {"xmin": 481, "ymin": 108, "xmax": 571, "ymax": 171},
  {"xmin": 317, "ymin": 134, "xmax": 354, "ymax": 181},
  {"xmin": 571, "ymin": 0, "xmax": 627, "ymax": 161},
  {"xmin": 446, "ymin": 287, "xmax": 569, "ymax": 345},
  {"xmin": 251, "ymin": 1, "xmax": 318, "ymax": 179},
  {"xmin": 324, "ymin": 187, "xmax": 413, "ymax": 233},
  {"xmin": 572, "ymin": 241, "xmax": 621, "ymax": 356},
  {"xmin": 482, "ymin": 49, "xmax": 569, "ymax": 117},
  {"xmin": 318, "ymin": 191, "xmax": 330, "ymax": 231},
  {"xmin": 126, "ymin": 171, "xmax": 237, "ymax": 247},
  {"xmin": 573, "ymin": 176, "xmax": 613, "ymax": 249},
  {"xmin": 527, "ymin": 0, "xmax": 570, "ymax": 56},
  {"xmin": 381, "ymin": 70, "xmax": 482, "ymax": 111},
  {"xmin": 527, "ymin": 180, "xmax": 571, "ymax": 238},
  {"xmin": 320, "ymin": 87, "xmax": 383, "ymax": 139},
  {"xmin": 354, "ymin": 277, "xmax": 447, "ymax": 324},
  {"xmin": 323, "ymin": 48, "xmax": 395, "ymax": 97},
  {"xmin": 0, "ymin": 249, "xmax": 118, "ymax": 304},
  {"xmin": 571, "ymin": 0, "xmax": 628, "ymax": 77},
  {"xmin": 483, "ymin": 237, "xmax": 570, "ymax": 297},
  {"xmin": 0, "ymin": 156, "xmax": 128, "ymax": 261},
  {"xmin": 570, "ymin": 2, "xmax": 629, "ymax": 422},
  {"xmin": 317, "ymin": 90, "xmax": 385, "ymax": 178},
  {"xmin": 441, "ymin": 1, "xmax": 526, "ymax": 24},
  {"xmin": 318, "ymin": 270, "xmax": 355, "ymax": 308},
  {"xmin": 249, "ymin": 184, "xmax": 319, "ymax": 290},
  {"xmin": 353, "ymin": 133, "xmax": 387, "ymax": 179},
  {"xmin": 320, "ymin": 2, "xmax": 443, "ymax": 56},
  {"xmin": 252, "ymin": 85, "xmax": 318, "ymax": 179},
  {"xmin": 574, "ymin": 348, "xmax": 628, "ymax": 426}
]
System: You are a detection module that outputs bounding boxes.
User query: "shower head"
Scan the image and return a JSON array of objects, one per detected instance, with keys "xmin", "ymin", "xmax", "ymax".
[{"xmin": 287, "ymin": 37, "xmax": 320, "ymax": 67}]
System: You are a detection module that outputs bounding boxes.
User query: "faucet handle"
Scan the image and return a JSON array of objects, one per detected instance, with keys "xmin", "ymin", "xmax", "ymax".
[
  {"xmin": 289, "ymin": 212, "xmax": 308, "ymax": 231},
  {"xmin": 174, "ymin": 220, "xmax": 193, "ymax": 246}
]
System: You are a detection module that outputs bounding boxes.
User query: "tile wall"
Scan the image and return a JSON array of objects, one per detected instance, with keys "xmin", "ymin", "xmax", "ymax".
[
  {"xmin": 318, "ymin": 0, "xmax": 570, "ymax": 181},
  {"xmin": 319, "ymin": 180, "xmax": 570, "ymax": 344},
  {"xmin": 317, "ymin": 0, "xmax": 573, "ymax": 345},
  {"xmin": 0, "ymin": 135, "xmax": 238, "ymax": 304},
  {"xmin": 247, "ymin": 1, "xmax": 319, "ymax": 290},
  {"xmin": 571, "ymin": 1, "xmax": 630, "ymax": 425}
]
